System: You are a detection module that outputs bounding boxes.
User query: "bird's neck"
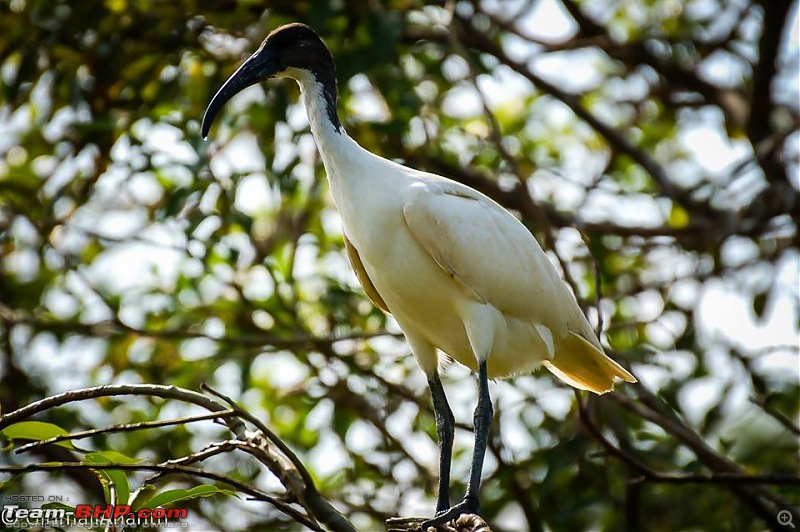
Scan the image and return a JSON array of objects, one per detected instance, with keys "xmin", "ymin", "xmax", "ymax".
[
  {"xmin": 296, "ymin": 73, "xmax": 394, "ymax": 236},
  {"xmin": 295, "ymin": 73, "xmax": 359, "ymax": 177}
]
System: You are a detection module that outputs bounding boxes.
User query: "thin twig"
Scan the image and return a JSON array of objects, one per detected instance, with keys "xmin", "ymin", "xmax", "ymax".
[
  {"xmin": 750, "ymin": 396, "xmax": 800, "ymax": 437},
  {"xmin": 128, "ymin": 440, "xmax": 240, "ymax": 508},
  {"xmin": 578, "ymin": 392, "xmax": 800, "ymax": 486},
  {"xmin": 0, "ymin": 384, "xmax": 245, "ymax": 438},
  {"xmin": 15, "ymin": 409, "xmax": 238, "ymax": 455},
  {"xmin": 637, "ymin": 473, "xmax": 800, "ymax": 486},
  {"xmin": 584, "ymin": 233, "xmax": 605, "ymax": 338}
]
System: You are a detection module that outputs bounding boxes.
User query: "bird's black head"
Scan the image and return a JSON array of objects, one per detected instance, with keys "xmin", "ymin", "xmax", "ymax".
[{"xmin": 201, "ymin": 23, "xmax": 339, "ymax": 138}]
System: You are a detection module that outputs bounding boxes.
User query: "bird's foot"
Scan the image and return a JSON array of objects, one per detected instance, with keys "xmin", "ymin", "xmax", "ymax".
[{"xmin": 421, "ymin": 496, "xmax": 480, "ymax": 529}]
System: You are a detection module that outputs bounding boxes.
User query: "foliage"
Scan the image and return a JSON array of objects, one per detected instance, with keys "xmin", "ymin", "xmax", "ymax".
[{"xmin": 1, "ymin": 0, "xmax": 798, "ymax": 530}]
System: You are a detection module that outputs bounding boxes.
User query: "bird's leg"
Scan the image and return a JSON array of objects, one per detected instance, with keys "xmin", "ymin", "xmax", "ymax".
[
  {"xmin": 428, "ymin": 372, "xmax": 455, "ymax": 514},
  {"xmin": 465, "ymin": 359, "xmax": 493, "ymax": 506},
  {"xmin": 423, "ymin": 360, "xmax": 493, "ymax": 528}
]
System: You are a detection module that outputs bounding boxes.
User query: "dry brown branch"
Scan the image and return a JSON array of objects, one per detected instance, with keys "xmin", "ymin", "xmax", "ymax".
[
  {"xmin": 0, "ymin": 383, "xmax": 356, "ymax": 532},
  {"xmin": 14, "ymin": 409, "xmax": 238, "ymax": 455}
]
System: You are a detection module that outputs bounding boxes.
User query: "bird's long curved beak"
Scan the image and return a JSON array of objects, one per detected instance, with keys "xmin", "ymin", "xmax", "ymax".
[{"xmin": 201, "ymin": 50, "xmax": 273, "ymax": 139}]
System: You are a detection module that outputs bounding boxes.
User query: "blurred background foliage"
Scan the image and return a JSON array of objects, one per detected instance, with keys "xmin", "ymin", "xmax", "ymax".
[{"xmin": 0, "ymin": 0, "xmax": 798, "ymax": 530}]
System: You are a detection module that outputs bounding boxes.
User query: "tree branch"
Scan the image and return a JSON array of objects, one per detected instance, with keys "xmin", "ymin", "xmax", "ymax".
[
  {"xmin": 14, "ymin": 409, "xmax": 238, "ymax": 455},
  {"xmin": 0, "ymin": 383, "xmax": 357, "ymax": 532},
  {"xmin": 0, "ymin": 461, "xmax": 321, "ymax": 531},
  {"xmin": 0, "ymin": 384, "xmax": 243, "ymax": 436},
  {"xmin": 613, "ymin": 388, "xmax": 798, "ymax": 524}
]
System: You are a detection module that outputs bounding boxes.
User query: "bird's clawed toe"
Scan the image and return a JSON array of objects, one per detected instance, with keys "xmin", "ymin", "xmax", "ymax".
[{"xmin": 421, "ymin": 496, "xmax": 480, "ymax": 529}]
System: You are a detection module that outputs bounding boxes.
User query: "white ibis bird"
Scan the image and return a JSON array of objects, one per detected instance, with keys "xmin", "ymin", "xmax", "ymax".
[{"xmin": 202, "ymin": 23, "xmax": 636, "ymax": 527}]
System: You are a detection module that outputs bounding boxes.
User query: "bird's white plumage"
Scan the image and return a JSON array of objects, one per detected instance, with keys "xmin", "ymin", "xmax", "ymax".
[
  {"xmin": 402, "ymin": 180, "xmax": 570, "ymax": 321},
  {"xmin": 298, "ymin": 73, "xmax": 634, "ymax": 388}
]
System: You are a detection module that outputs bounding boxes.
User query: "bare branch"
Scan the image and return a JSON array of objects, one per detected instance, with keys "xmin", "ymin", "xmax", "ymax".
[
  {"xmin": 0, "ymin": 384, "xmax": 243, "ymax": 437},
  {"xmin": 15, "ymin": 409, "xmax": 238, "ymax": 455}
]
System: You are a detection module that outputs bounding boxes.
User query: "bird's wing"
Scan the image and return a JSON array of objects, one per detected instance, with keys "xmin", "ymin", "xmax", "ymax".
[
  {"xmin": 402, "ymin": 183, "xmax": 565, "ymax": 322},
  {"xmin": 402, "ymin": 181, "xmax": 637, "ymax": 392},
  {"xmin": 344, "ymin": 235, "xmax": 391, "ymax": 314}
]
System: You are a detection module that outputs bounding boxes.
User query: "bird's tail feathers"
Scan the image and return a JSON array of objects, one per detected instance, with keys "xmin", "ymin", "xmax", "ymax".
[{"xmin": 542, "ymin": 332, "xmax": 636, "ymax": 394}]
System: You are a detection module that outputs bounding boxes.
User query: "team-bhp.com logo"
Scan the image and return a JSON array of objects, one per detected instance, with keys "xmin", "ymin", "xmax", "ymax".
[{"xmin": 2, "ymin": 504, "xmax": 189, "ymax": 528}]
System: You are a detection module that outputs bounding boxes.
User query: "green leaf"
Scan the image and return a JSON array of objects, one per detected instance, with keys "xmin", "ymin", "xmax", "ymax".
[
  {"xmin": 0, "ymin": 421, "xmax": 75, "ymax": 449},
  {"xmin": 83, "ymin": 450, "xmax": 144, "ymax": 465},
  {"xmin": 83, "ymin": 451, "xmax": 143, "ymax": 505},
  {"xmin": 141, "ymin": 485, "xmax": 237, "ymax": 510},
  {"xmin": 42, "ymin": 502, "xmax": 76, "ymax": 513},
  {"xmin": 130, "ymin": 484, "xmax": 157, "ymax": 511},
  {"xmin": 104, "ymin": 469, "xmax": 130, "ymax": 506}
]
